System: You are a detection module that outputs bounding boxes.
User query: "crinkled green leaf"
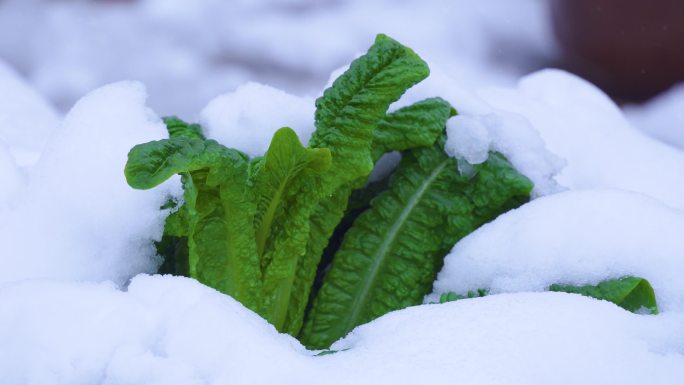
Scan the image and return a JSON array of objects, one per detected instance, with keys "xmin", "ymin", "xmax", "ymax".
[
  {"xmin": 125, "ymin": 120, "xmax": 261, "ymax": 304},
  {"xmin": 371, "ymin": 97, "xmax": 455, "ymax": 161},
  {"xmin": 164, "ymin": 116, "xmax": 205, "ymax": 140},
  {"xmin": 192, "ymin": 164, "xmax": 263, "ymax": 308},
  {"xmin": 550, "ymin": 276, "xmax": 658, "ymax": 314},
  {"xmin": 309, "ymin": 33, "xmax": 429, "ymax": 186},
  {"xmin": 250, "ymin": 127, "xmax": 332, "ymax": 331},
  {"xmin": 304, "ymin": 33, "xmax": 431, "ymax": 265},
  {"xmin": 300, "ymin": 141, "xmax": 533, "ymax": 349},
  {"xmin": 307, "ymin": 98, "xmax": 456, "ymax": 300},
  {"xmin": 253, "ymin": 128, "xmax": 331, "ymax": 260},
  {"xmin": 291, "ymin": 34, "xmax": 432, "ymax": 334},
  {"xmin": 154, "ymin": 118, "xmax": 205, "ymax": 275},
  {"xmin": 125, "ymin": 137, "xmax": 247, "ymax": 190}
]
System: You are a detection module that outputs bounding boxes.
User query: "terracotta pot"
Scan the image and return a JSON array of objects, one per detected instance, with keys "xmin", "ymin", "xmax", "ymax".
[{"xmin": 550, "ymin": 0, "xmax": 684, "ymax": 101}]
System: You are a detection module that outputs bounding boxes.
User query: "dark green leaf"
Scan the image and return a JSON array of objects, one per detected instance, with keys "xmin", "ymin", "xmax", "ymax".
[{"xmin": 300, "ymin": 141, "xmax": 533, "ymax": 349}]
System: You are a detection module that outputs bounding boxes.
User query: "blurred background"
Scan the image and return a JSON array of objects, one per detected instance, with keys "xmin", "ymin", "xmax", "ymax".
[{"xmin": 0, "ymin": 0, "xmax": 682, "ymax": 146}]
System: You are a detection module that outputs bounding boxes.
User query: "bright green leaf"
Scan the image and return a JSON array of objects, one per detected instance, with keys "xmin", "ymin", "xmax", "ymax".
[
  {"xmin": 550, "ymin": 276, "xmax": 659, "ymax": 314},
  {"xmin": 372, "ymin": 97, "xmax": 455, "ymax": 161}
]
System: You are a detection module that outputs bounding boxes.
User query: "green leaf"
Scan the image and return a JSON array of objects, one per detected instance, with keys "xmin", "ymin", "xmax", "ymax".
[
  {"xmin": 250, "ymin": 127, "xmax": 332, "ymax": 331},
  {"xmin": 300, "ymin": 141, "xmax": 533, "ymax": 349},
  {"xmin": 192, "ymin": 164, "xmax": 263, "ymax": 308},
  {"xmin": 253, "ymin": 128, "xmax": 331, "ymax": 260},
  {"xmin": 161, "ymin": 203, "xmax": 188, "ymax": 237},
  {"xmin": 550, "ymin": 276, "xmax": 658, "ymax": 314},
  {"xmin": 291, "ymin": 34, "xmax": 432, "ymax": 334},
  {"xmin": 309, "ymin": 34, "xmax": 430, "ymax": 187},
  {"xmin": 153, "ymin": 117, "xmax": 207, "ymax": 276},
  {"xmin": 371, "ymin": 97, "xmax": 455, "ymax": 161},
  {"xmin": 124, "ymin": 121, "xmax": 262, "ymax": 305},
  {"xmin": 163, "ymin": 116, "xmax": 205, "ymax": 140},
  {"xmin": 307, "ymin": 99, "xmax": 455, "ymax": 301},
  {"xmin": 125, "ymin": 137, "xmax": 248, "ymax": 190}
]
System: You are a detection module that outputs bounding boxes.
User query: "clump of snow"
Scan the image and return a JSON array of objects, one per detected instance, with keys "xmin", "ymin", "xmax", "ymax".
[
  {"xmin": 445, "ymin": 115, "xmax": 490, "ymax": 164},
  {"xmin": 400, "ymin": 65, "xmax": 565, "ymax": 197},
  {"xmin": 0, "ymin": 60, "xmax": 60, "ymax": 166},
  {"xmin": 433, "ymin": 189, "xmax": 684, "ymax": 312},
  {"xmin": 200, "ymin": 82, "xmax": 315, "ymax": 157},
  {"xmin": 0, "ymin": 82, "xmax": 173, "ymax": 285},
  {"xmin": 444, "ymin": 111, "xmax": 566, "ymax": 198},
  {"xmin": 624, "ymin": 83, "xmax": 684, "ymax": 150},
  {"xmin": 478, "ymin": 69, "xmax": 684, "ymax": 209},
  {"xmin": 1, "ymin": 275, "xmax": 682, "ymax": 384}
]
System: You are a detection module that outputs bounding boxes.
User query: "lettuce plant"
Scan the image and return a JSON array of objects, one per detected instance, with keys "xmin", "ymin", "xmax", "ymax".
[{"xmin": 126, "ymin": 34, "xmax": 457, "ymax": 334}]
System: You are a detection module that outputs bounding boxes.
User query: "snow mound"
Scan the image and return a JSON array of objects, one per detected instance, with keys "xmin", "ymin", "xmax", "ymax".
[
  {"xmin": 0, "ymin": 275, "xmax": 310, "ymax": 385},
  {"xmin": 0, "ymin": 60, "xmax": 60, "ymax": 166},
  {"xmin": 200, "ymin": 82, "xmax": 315, "ymax": 157},
  {"xmin": 329, "ymin": 292, "xmax": 684, "ymax": 385},
  {"xmin": 478, "ymin": 69, "xmax": 684, "ymax": 208},
  {"xmin": 0, "ymin": 82, "xmax": 172, "ymax": 285},
  {"xmin": 433, "ymin": 189, "xmax": 684, "ymax": 312},
  {"xmin": 1, "ymin": 276, "xmax": 682, "ymax": 385}
]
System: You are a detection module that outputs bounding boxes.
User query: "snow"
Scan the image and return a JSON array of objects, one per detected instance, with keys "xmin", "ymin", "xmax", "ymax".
[
  {"xmin": 0, "ymin": 276, "xmax": 310, "ymax": 385},
  {"xmin": 0, "ymin": 81, "xmax": 172, "ymax": 285},
  {"xmin": 329, "ymin": 292, "xmax": 684, "ymax": 385},
  {"xmin": 445, "ymin": 115, "xmax": 490, "ymax": 164},
  {"xmin": 2, "ymin": 275, "xmax": 683, "ymax": 385},
  {"xmin": 200, "ymin": 82, "xmax": 315, "ymax": 157}
]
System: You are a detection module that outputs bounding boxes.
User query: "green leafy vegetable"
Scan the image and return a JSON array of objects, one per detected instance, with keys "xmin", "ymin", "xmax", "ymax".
[
  {"xmin": 126, "ymin": 34, "xmax": 446, "ymax": 335},
  {"xmin": 550, "ymin": 276, "xmax": 658, "ymax": 314},
  {"xmin": 125, "ymin": 33, "xmax": 663, "ymax": 354},
  {"xmin": 299, "ymin": 141, "xmax": 533, "ymax": 349}
]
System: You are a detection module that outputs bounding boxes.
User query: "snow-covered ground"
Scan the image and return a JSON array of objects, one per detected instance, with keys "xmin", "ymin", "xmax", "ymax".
[{"xmin": 1, "ymin": 1, "xmax": 684, "ymax": 384}]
